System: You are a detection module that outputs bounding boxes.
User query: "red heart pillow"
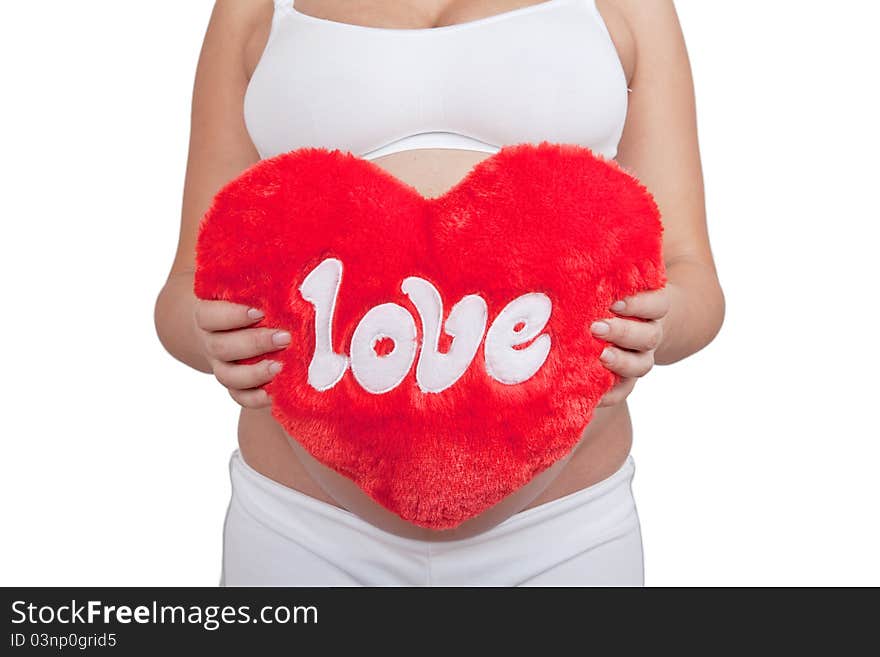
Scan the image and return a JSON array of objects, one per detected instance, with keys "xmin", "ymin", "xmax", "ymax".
[{"xmin": 194, "ymin": 141, "xmax": 664, "ymax": 529}]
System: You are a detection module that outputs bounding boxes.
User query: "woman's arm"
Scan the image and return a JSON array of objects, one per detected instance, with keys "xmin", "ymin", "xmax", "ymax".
[
  {"xmin": 616, "ymin": 0, "xmax": 724, "ymax": 364},
  {"xmin": 597, "ymin": 0, "xmax": 723, "ymax": 376},
  {"xmin": 154, "ymin": 0, "xmax": 269, "ymax": 373}
]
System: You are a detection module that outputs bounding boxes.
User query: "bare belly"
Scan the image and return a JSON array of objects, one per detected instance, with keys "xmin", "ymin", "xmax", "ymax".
[{"xmin": 238, "ymin": 147, "xmax": 634, "ymax": 541}]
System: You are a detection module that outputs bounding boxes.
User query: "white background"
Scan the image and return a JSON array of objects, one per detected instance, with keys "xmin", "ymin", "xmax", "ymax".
[{"xmin": 1, "ymin": 1, "xmax": 878, "ymax": 586}]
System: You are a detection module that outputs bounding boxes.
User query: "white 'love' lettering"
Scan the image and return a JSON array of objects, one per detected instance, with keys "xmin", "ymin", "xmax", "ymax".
[{"xmin": 299, "ymin": 258, "xmax": 552, "ymax": 394}]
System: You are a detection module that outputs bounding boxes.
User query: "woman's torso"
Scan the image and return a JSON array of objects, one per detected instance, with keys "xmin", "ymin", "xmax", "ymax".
[{"xmin": 236, "ymin": 0, "xmax": 636, "ymax": 540}]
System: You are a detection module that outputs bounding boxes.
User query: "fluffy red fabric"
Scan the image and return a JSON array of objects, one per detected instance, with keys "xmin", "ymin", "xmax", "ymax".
[{"xmin": 194, "ymin": 141, "xmax": 665, "ymax": 529}]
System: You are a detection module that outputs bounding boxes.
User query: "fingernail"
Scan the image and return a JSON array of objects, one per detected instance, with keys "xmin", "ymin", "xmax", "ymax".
[
  {"xmin": 247, "ymin": 308, "xmax": 264, "ymax": 320},
  {"xmin": 272, "ymin": 331, "xmax": 291, "ymax": 346},
  {"xmin": 600, "ymin": 348, "xmax": 615, "ymax": 363},
  {"xmin": 268, "ymin": 361, "xmax": 282, "ymax": 375},
  {"xmin": 591, "ymin": 320, "xmax": 610, "ymax": 336},
  {"xmin": 611, "ymin": 300, "xmax": 626, "ymax": 312}
]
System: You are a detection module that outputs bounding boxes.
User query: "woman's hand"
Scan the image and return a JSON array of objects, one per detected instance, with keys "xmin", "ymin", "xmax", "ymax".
[
  {"xmin": 591, "ymin": 288, "xmax": 670, "ymax": 407},
  {"xmin": 193, "ymin": 300, "xmax": 290, "ymax": 409}
]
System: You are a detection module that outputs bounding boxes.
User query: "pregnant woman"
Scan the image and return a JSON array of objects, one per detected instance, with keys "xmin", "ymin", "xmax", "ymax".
[{"xmin": 155, "ymin": 0, "xmax": 724, "ymax": 586}]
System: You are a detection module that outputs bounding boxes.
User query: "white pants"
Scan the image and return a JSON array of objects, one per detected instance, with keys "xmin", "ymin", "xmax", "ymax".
[{"xmin": 221, "ymin": 449, "xmax": 644, "ymax": 586}]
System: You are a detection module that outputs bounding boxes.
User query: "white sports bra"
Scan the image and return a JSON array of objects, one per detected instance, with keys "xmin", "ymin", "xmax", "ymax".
[{"xmin": 244, "ymin": 0, "xmax": 628, "ymax": 161}]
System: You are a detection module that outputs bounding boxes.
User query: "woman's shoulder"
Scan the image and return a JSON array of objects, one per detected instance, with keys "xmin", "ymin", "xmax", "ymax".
[
  {"xmin": 600, "ymin": 0, "xmax": 687, "ymax": 86},
  {"xmin": 204, "ymin": 0, "xmax": 274, "ymax": 80}
]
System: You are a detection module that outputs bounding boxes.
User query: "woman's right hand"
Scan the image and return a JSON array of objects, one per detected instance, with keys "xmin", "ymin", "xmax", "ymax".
[{"xmin": 193, "ymin": 300, "xmax": 291, "ymax": 409}]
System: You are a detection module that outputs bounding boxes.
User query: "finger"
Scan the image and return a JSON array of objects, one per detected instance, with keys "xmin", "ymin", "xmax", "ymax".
[
  {"xmin": 214, "ymin": 359, "xmax": 282, "ymax": 390},
  {"xmin": 591, "ymin": 317, "xmax": 662, "ymax": 351},
  {"xmin": 610, "ymin": 289, "xmax": 669, "ymax": 320},
  {"xmin": 228, "ymin": 387, "xmax": 272, "ymax": 410},
  {"xmin": 204, "ymin": 327, "xmax": 291, "ymax": 362},
  {"xmin": 599, "ymin": 347, "xmax": 654, "ymax": 378},
  {"xmin": 195, "ymin": 300, "xmax": 264, "ymax": 331},
  {"xmin": 598, "ymin": 377, "xmax": 636, "ymax": 407}
]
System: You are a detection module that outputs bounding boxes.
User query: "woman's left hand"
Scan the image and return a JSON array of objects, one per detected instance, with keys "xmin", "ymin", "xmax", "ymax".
[{"xmin": 591, "ymin": 288, "xmax": 670, "ymax": 407}]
